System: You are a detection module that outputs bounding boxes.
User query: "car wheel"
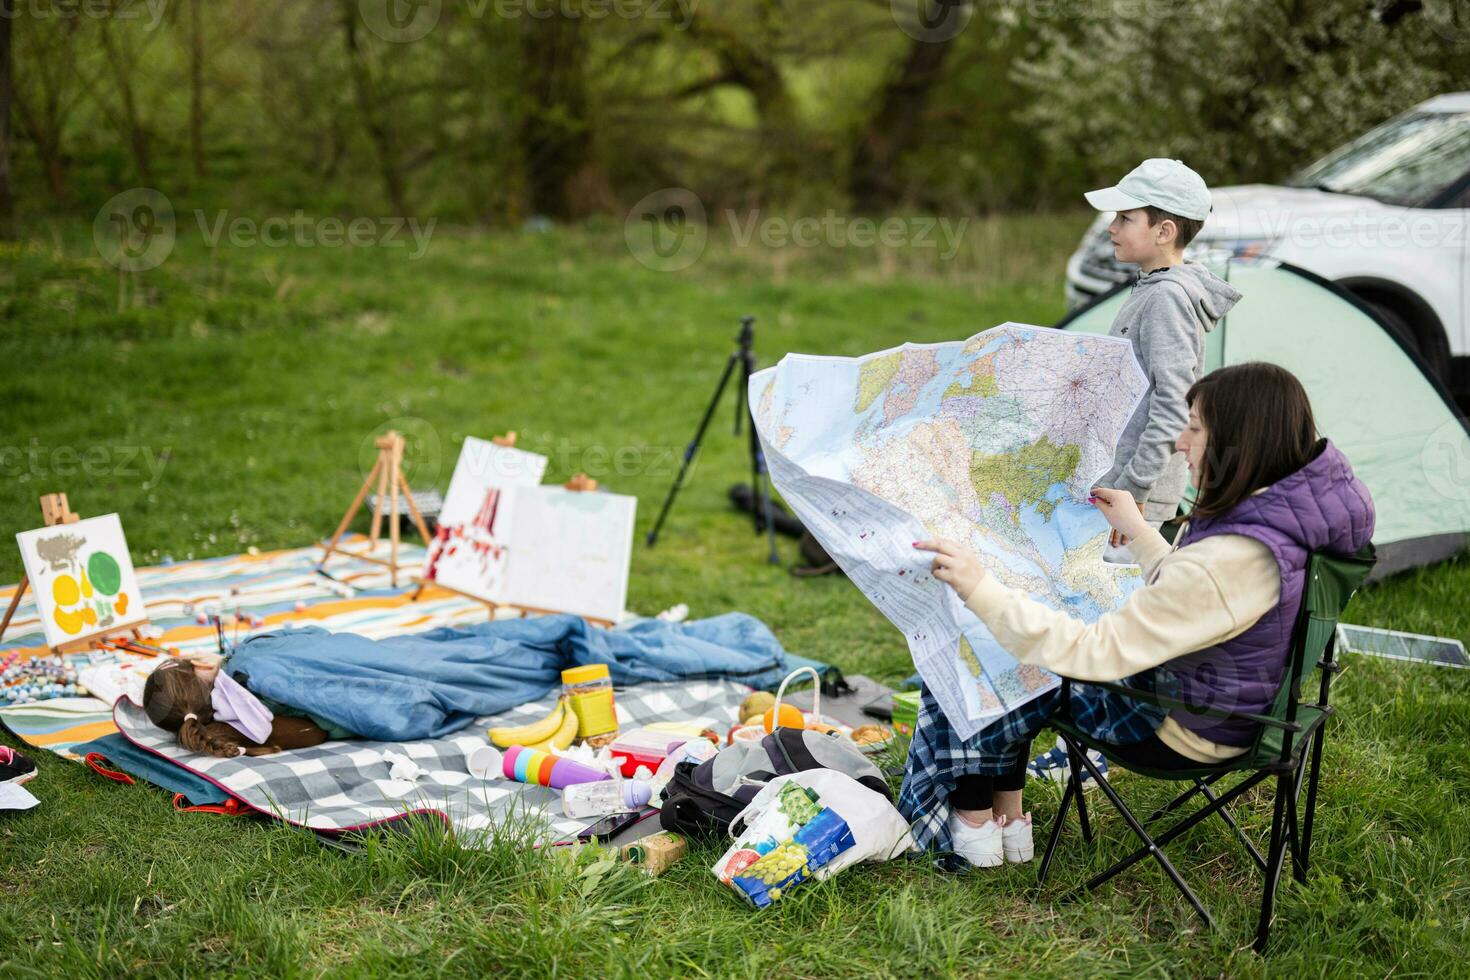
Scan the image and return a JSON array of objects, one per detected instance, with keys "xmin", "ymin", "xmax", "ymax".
[{"xmin": 1363, "ymin": 299, "xmax": 1450, "ymax": 380}]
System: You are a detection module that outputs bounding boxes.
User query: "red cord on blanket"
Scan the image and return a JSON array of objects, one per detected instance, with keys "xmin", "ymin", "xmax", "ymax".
[
  {"xmin": 84, "ymin": 753, "xmax": 136, "ymax": 785},
  {"xmin": 172, "ymin": 794, "xmax": 246, "ymax": 817}
]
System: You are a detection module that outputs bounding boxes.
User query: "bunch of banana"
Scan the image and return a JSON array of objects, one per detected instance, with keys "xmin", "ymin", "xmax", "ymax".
[{"xmin": 487, "ymin": 697, "xmax": 579, "ymax": 751}]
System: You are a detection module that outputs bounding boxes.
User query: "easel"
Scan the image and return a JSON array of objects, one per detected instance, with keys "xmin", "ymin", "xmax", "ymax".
[
  {"xmin": 319, "ymin": 429, "xmax": 434, "ymax": 587},
  {"xmin": 410, "ymin": 469, "xmax": 615, "ymax": 628},
  {"xmin": 0, "ymin": 492, "xmax": 149, "ymax": 653}
]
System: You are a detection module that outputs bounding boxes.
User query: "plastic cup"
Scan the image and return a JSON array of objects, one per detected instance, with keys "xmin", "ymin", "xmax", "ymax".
[{"xmin": 467, "ymin": 745, "xmax": 503, "ymax": 780}]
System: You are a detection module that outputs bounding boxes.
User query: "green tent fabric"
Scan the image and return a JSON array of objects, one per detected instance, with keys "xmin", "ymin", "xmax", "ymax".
[{"xmin": 1057, "ymin": 260, "xmax": 1470, "ymax": 580}]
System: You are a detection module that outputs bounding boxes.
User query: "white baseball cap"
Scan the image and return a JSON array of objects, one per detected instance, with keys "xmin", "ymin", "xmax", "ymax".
[{"xmin": 1084, "ymin": 158, "xmax": 1212, "ymax": 221}]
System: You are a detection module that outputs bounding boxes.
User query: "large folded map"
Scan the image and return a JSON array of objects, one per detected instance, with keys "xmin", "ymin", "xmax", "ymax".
[{"xmin": 750, "ymin": 323, "xmax": 1149, "ymax": 739}]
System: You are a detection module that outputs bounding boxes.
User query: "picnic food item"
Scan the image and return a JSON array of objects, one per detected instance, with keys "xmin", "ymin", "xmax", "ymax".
[
  {"xmin": 607, "ymin": 728, "xmax": 691, "ymax": 778},
  {"xmin": 712, "ymin": 783, "xmax": 857, "ymax": 908},
  {"xmin": 488, "ymin": 697, "xmax": 569, "ymax": 749},
  {"xmin": 621, "ymin": 831, "xmax": 687, "ymax": 876},
  {"xmin": 850, "ymin": 725, "xmax": 892, "ymax": 746},
  {"xmin": 762, "ymin": 704, "xmax": 805, "ymax": 733},
  {"xmin": 525, "ymin": 705, "xmax": 579, "ymax": 752},
  {"xmin": 728, "ymin": 723, "xmax": 765, "ymax": 745},
  {"xmin": 740, "ymin": 691, "xmax": 776, "ymax": 720},
  {"xmin": 562, "ymin": 664, "xmax": 618, "ymax": 738}
]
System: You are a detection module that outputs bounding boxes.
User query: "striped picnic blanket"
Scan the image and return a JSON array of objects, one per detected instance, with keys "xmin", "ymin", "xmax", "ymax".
[{"xmin": 0, "ymin": 535, "xmax": 498, "ymax": 757}]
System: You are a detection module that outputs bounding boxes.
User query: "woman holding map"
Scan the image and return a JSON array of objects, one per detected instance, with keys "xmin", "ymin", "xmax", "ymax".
[{"xmin": 903, "ymin": 362, "xmax": 1375, "ymax": 869}]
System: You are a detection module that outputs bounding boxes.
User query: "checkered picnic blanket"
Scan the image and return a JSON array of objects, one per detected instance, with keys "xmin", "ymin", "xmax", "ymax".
[{"xmin": 114, "ymin": 679, "xmax": 750, "ymax": 844}]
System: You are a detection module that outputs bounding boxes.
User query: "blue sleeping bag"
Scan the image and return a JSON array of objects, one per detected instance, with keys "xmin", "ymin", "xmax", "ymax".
[{"xmin": 224, "ymin": 613, "xmax": 795, "ymax": 741}]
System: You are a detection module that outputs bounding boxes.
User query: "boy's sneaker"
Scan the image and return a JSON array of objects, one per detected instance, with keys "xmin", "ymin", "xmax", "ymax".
[
  {"xmin": 1028, "ymin": 738, "xmax": 1111, "ymax": 788},
  {"xmin": 1002, "ymin": 813, "xmax": 1034, "ymax": 863},
  {"xmin": 947, "ymin": 811, "xmax": 1003, "ymax": 868},
  {"xmin": 0, "ymin": 745, "xmax": 37, "ymax": 786},
  {"xmin": 1101, "ymin": 538, "xmax": 1138, "ymax": 566}
]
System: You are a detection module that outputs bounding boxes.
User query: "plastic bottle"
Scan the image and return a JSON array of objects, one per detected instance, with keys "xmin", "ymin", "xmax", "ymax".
[{"xmin": 562, "ymin": 777, "xmax": 652, "ymax": 819}]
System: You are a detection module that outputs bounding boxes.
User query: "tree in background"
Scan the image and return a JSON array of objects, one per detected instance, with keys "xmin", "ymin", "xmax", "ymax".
[
  {"xmin": 0, "ymin": 0, "xmax": 1461, "ymax": 223},
  {"xmin": 518, "ymin": 0, "xmax": 596, "ymax": 219},
  {"xmin": 0, "ymin": 0, "xmax": 12, "ymax": 237},
  {"xmin": 10, "ymin": 10, "xmax": 94, "ymax": 203},
  {"xmin": 186, "ymin": 0, "xmax": 206, "ymax": 178},
  {"xmin": 1015, "ymin": 0, "xmax": 1466, "ymax": 187}
]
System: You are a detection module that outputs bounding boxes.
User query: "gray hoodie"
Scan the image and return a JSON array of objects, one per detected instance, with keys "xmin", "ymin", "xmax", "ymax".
[{"xmin": 1099, "ymin": 261, "xmax": 1242, "ymax": 520}]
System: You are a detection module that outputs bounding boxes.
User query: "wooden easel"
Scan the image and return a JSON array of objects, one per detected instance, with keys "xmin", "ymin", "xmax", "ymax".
[
  {"xmin": 0, "ymin": 492, "xmax": 149, "ymax": 653},
  {"xmin": 319, "ymin": 429, "xmax": 433, "ymax": 587},
  {"xmin": 410, "ymin": 469, "xmax": 613, "ymax": 627}
]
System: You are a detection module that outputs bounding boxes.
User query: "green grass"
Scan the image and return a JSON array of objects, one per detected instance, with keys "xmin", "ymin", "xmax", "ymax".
[{"xmin": 1, "ymin": 216, "xmax": 1468, "ymax": 976}]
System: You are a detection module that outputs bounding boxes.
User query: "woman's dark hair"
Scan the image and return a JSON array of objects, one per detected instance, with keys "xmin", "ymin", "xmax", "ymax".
[
  {"xmin": 1186, "ymin": 362, "xmax": 1319, "ymax": 519},
  {"xmin": 142, "ymin": 661, "xmax": 240, "ymax": 757}
]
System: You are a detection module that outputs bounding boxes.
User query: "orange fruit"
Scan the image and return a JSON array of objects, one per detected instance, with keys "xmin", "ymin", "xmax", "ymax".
[{"xmin": 762, "ymin": 704, "xmax": 806, "ymax": 733}]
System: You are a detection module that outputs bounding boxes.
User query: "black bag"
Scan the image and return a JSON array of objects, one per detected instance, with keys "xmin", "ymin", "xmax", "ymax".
[
  {"xmin": 791, "ymin": 529, "xmax": 844, "ymax": 578},
  {"xmin": 658, "ymin": 726, "xmax": 890, "ymax": 838}
]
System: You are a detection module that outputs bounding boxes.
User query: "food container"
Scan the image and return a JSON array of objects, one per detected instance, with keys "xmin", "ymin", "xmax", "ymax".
[
  {"xmin": 607, "ymin": 727, "xmax": 690, "ymax": 777},
  {"xmin": 562, "ymin": 663, "xmax": 618, "ymax": 738},
  {"xmin": 889, "ymin": 691, "xmax": 921, "ymax": 736}
]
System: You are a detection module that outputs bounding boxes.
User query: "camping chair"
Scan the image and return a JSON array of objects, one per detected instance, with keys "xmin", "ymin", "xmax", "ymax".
[{"xmin": 1034, "ymin": 545, "xmax": 1376, "ymax": 952}]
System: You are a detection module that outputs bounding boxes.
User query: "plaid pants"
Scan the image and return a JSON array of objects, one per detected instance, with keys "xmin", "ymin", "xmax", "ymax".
[{"xmin": 898, "ymin": 672, "xmax": 1171, "ymax": 869}]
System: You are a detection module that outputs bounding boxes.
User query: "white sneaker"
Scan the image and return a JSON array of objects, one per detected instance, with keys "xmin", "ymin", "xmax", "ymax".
[
  {"xmin": 948, "ymin": 812, "xmax": 1003, "ymax": 868},
  {"xmin": 1001, "ymin": 813, "xmax": 1034, "ymax": 864}
]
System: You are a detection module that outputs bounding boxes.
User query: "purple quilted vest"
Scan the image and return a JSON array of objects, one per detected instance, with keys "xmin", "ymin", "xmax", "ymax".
[{"xmin": 1164, "ymin": 440, "xmax": 1374, "ymax": 746}]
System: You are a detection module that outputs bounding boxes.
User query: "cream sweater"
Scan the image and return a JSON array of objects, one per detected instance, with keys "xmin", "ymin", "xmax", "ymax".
[{"xmin": 963, "ymin": 525, "xmax": 1280, "ymax": 763}]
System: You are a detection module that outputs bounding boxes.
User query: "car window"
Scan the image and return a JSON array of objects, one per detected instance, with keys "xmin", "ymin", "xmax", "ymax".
[{"xmin": 1288, "ymin": 111, "xmax": 1470, "ymax": 208}]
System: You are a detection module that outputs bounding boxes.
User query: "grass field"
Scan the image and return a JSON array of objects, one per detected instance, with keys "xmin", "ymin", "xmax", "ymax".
[{"xmin": 2, "ymin": 215, "xmax": 1468, "ymax": 977}]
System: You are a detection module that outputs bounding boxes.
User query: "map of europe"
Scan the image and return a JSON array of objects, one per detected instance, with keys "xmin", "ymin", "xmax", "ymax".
[{"xmin": 751, "ymin": 323, "xmax": 1149, "ymax": 739}]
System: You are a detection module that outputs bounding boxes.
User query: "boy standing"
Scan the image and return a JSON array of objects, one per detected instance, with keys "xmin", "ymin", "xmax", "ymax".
[{"xmin": 1084, "ymin": 159, "xmax": 1241, "ymax": 561}]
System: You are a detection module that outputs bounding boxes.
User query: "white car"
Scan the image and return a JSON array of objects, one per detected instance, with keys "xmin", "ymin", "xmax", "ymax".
[{"xmin": 1065, "ymin": 93, "xmax": 1470, "ymax": 390}]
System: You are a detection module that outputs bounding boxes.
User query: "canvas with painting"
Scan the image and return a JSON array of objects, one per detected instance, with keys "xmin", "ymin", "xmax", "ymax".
[
  {"xmin": 423, "ymin": 437, "xmax": 549, "ymax": 594},
  {"xmin": 424, "ymin": 437, "xmax": 637, "ymax": 622},
  {"xmin": 16, "ymin": 513, "xmax": 148, "ymax": 649}
]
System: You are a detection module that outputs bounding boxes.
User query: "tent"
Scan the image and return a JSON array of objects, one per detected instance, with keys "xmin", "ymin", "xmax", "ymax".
[{"xmin": 1057, "ymin": 259, "xmax": 1470, "ymax": 580}]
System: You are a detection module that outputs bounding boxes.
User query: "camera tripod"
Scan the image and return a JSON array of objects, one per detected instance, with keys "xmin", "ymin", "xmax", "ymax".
[{"xmin": 646, "ymin": 315, "xmax": 781, "ymax": 564}]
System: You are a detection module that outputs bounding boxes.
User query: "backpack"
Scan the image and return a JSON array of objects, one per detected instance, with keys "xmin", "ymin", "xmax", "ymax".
[
  {"xmin": 791, "ymin": 529, "xmax": 844, "ymax": 578},
  {"xmin": 658, "ymin": 726, "xmax": 890, "ymax": 838}
]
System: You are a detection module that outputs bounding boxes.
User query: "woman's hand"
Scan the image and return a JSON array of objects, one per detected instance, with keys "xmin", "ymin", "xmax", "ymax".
[
  {"xmin": 913, "ymin": 539, "xmax": 988, "ymax": 602},
  {"xmin": 1089, "ymin": 487, "xmax": 1150, "ymax": 544}
]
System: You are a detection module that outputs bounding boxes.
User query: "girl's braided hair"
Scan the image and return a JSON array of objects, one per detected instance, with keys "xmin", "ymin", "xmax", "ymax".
[{"xmin": 141, "ymin": 661, "xmax": 244, "ymax": 758}]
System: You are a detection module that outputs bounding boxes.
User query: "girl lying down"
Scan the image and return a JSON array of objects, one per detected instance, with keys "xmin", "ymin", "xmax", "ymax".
[{"xmin": 142, "ymin": 653, "xmax": 353, "ymax": 758}]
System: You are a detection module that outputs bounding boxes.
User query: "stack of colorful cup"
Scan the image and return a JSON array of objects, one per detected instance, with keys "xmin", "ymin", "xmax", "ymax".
[{"xmin": 502, "ymin": 744, "xmax": 610, "ymax": 790}]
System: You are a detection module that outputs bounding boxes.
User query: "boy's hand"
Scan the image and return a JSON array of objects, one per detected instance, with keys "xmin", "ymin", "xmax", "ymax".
[
  {"xmin": 913, "ymin": 539, "xmax": 988, "ymax": 602},
  {"xmin": 1089, "ymin": 487, "xmax": 1151, "ymax": 543}
]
